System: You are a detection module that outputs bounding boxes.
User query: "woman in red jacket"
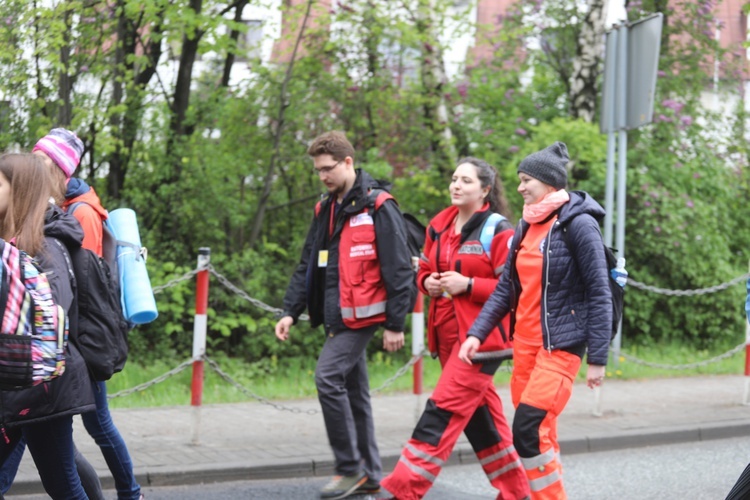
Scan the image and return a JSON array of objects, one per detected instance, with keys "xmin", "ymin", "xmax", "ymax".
[{"xmin": 381, "ymin": 158, "xmax": 529, "ymax": 500}]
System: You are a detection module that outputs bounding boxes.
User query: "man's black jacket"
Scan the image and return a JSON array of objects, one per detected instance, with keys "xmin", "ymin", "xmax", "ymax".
[{"xmin": 282, "ymin": 169, "xmax": 413, "ymax": 334}]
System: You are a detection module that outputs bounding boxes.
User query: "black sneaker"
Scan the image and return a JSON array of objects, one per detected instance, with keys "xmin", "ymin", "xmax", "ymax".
[
  {"xmin": 354, "ymin": 478, "xmax": 380, "ymax": 494},
  {"xmin": 320, "ymin": 472, "xmax": 367, "ymax": 499}
]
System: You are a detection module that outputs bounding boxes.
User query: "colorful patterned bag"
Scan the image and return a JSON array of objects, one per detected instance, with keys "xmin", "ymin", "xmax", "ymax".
[{"xmin": 0, "ymin": 240, "xmax": 67, "ymax": 390}]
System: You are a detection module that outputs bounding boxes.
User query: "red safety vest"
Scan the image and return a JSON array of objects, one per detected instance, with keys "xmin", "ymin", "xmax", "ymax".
[{"xmin": 315, "ymin": 191, "xmax": 393, "ymax": 329}]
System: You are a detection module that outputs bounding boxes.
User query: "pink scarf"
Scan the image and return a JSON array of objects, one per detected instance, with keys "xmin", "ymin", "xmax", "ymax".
[{"xmin": 523, "ymin": 189, "xmax": 570, "ymax": 223}]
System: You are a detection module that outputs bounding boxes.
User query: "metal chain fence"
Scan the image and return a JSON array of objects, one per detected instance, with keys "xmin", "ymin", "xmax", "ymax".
[
  {"xmin": 371, "ymin": 352, "xmax": 427, "ymax": 394},
  {"xmin": 208, "ymin": 265, "xmax": 310, "ymax": 321},
  {"xmin": 627, "ymin": 273, "xmax": 750, "ymax": 297},
  {"xmin": 108, "ymin": 358, "xmax": 194, "ymax": 399},
  {"xmin": 204, "ymin": 356, "xmax": 320, "ymax": 414},
  {"xmin": 620, "ymin": 343, "xmax": 745, "ymax": 370},
  {"xmin": 104, "ymin": 262, "xmax": 750, "ymax": 406},
  {"xmin": 152, "ymin": 269, "xmax": 200, "ymax": 295}
]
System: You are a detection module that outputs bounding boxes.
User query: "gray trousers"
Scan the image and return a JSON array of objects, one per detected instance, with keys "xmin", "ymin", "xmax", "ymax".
[{"xmin": 315, "ymin": 326, "xmax": 381, "ymax": 480}]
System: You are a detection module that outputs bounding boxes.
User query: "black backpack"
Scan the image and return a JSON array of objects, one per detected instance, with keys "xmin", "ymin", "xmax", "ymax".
[
  {"xmin": 366, "ymin": 189, "xmax": 426, "ymax": 311},
  {"xmin": 561, "ymin": 226, "xmax": 624, "ymax": 341},
  {"xmin": 401, "ymin": 212, "xmax": 427, "ymax": 267},
  {"xmin": 67, "ymin": 203, "xmax": 130, "ymax": 381}
]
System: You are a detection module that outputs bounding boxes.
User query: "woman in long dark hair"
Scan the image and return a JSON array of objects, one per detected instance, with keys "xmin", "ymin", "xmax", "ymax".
[{"xmin": 381, "ymin": 157, "xmax": 529, "ymax": 500}]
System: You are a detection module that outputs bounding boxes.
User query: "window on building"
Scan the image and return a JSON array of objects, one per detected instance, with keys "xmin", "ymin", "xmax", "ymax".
[{"xmin": 236, "ymin": 19, "xmax": 263, "ymax": 62}]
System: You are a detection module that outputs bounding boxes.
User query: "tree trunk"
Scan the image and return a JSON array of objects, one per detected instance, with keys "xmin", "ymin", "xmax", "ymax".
[
  {"xmin": 417, "ymin": 0, "xmax": 455, "ymax": 175},
  {"xmin": 107, "ymin": 2, "xmax": 126, "ymax": 199},
  {"xmin": 58, "ymin": 8, "xmax": 72, "ymax": 126},
  {"xmin": 246, "ymin": 0, "xmax": 315, "ymax": 250},
  {"xmin": 569, "ymin": 0, "xmax": 606, "ymax": 122},
  {"xmin": 221, "ymin": 0, "xmax": 249, "ymax": 88},
  {"xmin": 361, "ymin": 0, "xmax": 380, "ymax": 150},
  {"xmin": 107, "ymin": 1, "xmax": 164, "ymax": 200},
  {"xmin": 167, "ymin": 0, "xmax": 204, "ymax": 170}
]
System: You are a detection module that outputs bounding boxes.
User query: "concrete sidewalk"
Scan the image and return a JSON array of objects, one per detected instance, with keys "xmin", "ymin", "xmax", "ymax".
[{"xmin": 6, "ymin": 374, "xmax": 750, "ymax": 496}]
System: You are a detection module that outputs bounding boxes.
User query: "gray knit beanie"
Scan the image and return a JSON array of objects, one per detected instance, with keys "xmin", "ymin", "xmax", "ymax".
[{"xmin": 517, "ymin": 142, "xmax": 569, "ymax": 189}]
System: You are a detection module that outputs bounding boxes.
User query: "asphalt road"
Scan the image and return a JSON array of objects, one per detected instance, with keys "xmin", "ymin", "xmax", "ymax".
[{"xmin": 9, "ymin": 436, "xmax": 750, "ymax": 499}]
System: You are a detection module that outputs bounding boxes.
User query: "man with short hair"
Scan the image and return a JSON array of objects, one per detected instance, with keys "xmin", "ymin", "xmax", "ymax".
[{"xmin": 276, "ymin": 131, "xmax": 413, "ymax": 499}]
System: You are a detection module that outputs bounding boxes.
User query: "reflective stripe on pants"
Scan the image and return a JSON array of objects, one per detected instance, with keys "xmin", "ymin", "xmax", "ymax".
[
  {"xmin": 510, "ymin": 341, "xmax": 581, "ymax": 500},
  {"xmin": 381, "ymin": 341, "xmax": 529, "ymax": 500}
]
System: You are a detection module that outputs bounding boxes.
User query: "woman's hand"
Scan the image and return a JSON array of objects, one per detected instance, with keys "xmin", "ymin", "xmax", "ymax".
[
  {"xmin": 424, "ymin": 272, "xmax": 443, "ymax": 297},
  {"xmin": 458, "ymin": 337, "xmax": 480, "ymax": 365},
  {"xmin": 439, "ymin": 271, "xmax": 470, "ymax": 296},
  {"xmin": 586, "ymin": 364, "xmax": 606, "ymax": 389}
]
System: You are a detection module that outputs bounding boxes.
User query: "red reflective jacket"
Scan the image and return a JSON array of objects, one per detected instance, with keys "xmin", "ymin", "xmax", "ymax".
[{"xmin": 418, "ymin": 205, "xmax": 514, "ymax": 358}]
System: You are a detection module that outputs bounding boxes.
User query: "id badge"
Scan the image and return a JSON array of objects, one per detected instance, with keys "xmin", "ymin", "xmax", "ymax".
[{"xmin": 318, "ymin": 250, "xmax": 329, "ymax": 268}]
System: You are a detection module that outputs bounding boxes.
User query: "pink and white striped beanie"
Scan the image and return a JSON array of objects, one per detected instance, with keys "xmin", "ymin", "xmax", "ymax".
[{"xmin": 32, "ymin": 128, "xmax": 83, "ymax": 179}]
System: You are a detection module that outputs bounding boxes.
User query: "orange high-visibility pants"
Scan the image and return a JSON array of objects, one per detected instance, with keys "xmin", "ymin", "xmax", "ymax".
[
  {"xmin": 510, "ymin": 341, "xmax": 582, "ymax": 500},
  {"xmin": 381, "ymin": 341, "xmax": 529, "ymax": 500}
]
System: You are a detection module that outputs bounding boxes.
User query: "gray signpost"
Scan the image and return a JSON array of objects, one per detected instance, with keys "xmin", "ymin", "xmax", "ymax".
[{"xmin": 599, "ymin": 13, "xmax": 663, "ymax": 362}]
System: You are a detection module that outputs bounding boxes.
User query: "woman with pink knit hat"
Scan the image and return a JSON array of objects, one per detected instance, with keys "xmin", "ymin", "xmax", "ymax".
[
  {"xmin": 34, "ymin": 128, "xmax": 143, "ymax": 500},
  {"xmin": 33, "ymin": 128, "xmax": 83, "ymax": 179}
]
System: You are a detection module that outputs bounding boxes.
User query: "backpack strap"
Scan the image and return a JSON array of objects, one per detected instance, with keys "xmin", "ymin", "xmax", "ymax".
[
  {"xmin": 1, "ymin": 244, "xmax": 26, "ymax": 334},
  {"xmin": 67, "ymin": 200, "xmax": 108, "ymax": 217},
  {"xmin": 373, "ymin": 191, "xmax": 394, "ymax": 210},
  {"xmin": 480, "ymin": 213, "xmax": 507, "ymax": 256},
  {"xmin": 366, "ymin": 188, "xmax": 395, "ymax": 211},
  {"xmin": 67, "ymin": 200, "xmax": 111, "ymax": 222},
  {"xmin": 67, "ymin": 201, "xmax": 85, "ymax": 216},
  {"xmin": 428, "ymin": 226, "xmax": 438, "ymax": 242},
  {"xmin": 0, "ymin": 241, "xmax": 11, "ymax": 327}
]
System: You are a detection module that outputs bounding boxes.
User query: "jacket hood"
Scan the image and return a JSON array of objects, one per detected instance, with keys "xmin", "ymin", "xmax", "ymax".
[
  {"xmin": 65, "ymin": 178, "xmax": 89, "ymax": 199},
  {"xmin": 321, "ymin": 169, "xmax": 382, "ymax": 212},
  {"xmin": 348, "ymin": 168, "xmax": 380, "ymax": 202},
  {"xmin": 558, "ymin": 191, "xmax": 605, "ymax": 226},
  {"xmin": 44, "ymin": 204, "xmax": 84, "ymax": 249},
  {"xmin": 62, "ymin": 183, "xmax": 108, "ymax": 221}
]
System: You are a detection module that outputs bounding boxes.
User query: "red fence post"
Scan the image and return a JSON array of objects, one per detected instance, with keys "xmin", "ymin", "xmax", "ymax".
[
  {"xmin": 412, "ymin": 291, "xmax": 424, "ymax": 395},
  {"xmin": 191, "ymin": 248, "xmax": 210, "ymax": 405},
  {"xmin": 191, "ymin": 248, "xmax": 210, "ymax": 443}
]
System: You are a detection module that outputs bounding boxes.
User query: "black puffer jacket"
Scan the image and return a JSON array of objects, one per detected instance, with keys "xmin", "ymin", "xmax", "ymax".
[
  {"xmin": 0, "ymin": 205, "xmax": 94, "ymax": 428},
  {"xmin": 467, "ymin": 191, "xmax": 612, "ymax": 365}
]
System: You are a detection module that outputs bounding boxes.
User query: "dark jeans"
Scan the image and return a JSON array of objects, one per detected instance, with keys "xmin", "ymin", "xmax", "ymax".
[
  {"xmin": 82, "ymin": 380, "xmax": 141, "ymax": 500},
  {"xmin": 314, "ymin": 326, "xmax": 381, "ymax": 481},
  {"xmin": 0, "ymin": 437, "xmax": 103, "ymax": 499},
  {"xmin": 0, "ymin": 416, "xmax": 87, "ymax": 499}
]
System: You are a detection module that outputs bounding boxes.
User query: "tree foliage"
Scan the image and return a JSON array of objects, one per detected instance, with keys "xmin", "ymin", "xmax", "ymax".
[{"xmin": 0, "ymin": 0, "xmax": 747, "ymax": 363}]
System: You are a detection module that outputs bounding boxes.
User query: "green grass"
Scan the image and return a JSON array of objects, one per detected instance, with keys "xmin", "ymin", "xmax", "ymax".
[
  {"xmin": 107, "ymin": 341, "xmax": 746, "ymax": 409},
  {"xmin": 599, "ymin": 341, "xmax": 745, "ymax": 380}
]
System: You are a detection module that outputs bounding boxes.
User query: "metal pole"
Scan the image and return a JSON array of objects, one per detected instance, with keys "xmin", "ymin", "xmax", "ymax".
[
  {"xmin": 744, "ymin": 260, "xmax": 750, "ymax": 405},
  {"xmin": 604, "ymin": 133, "xmax": 616, "ymax": 247},
  {"xmin": 603, "ymin": 29, "xmax": 618, "ymax": 248},
  {"xmin": 611, "ymin": 23, "xmax": 628, "ymax": 365},
  {"xmin": 412, "ymin": 291, "xmax": 424, "ymax": 395},
  {"xmin": 191, "ymin": 247, "xmax": 210, "ymax": 445}
]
